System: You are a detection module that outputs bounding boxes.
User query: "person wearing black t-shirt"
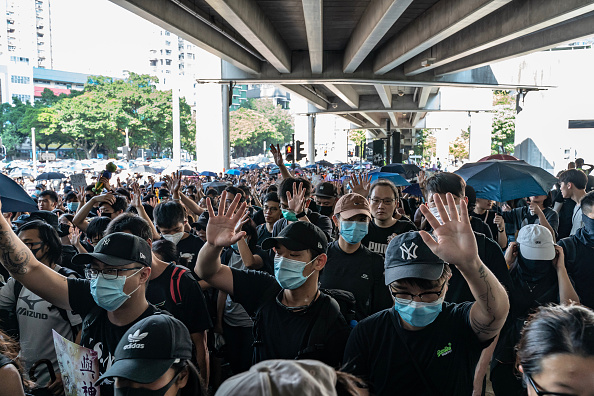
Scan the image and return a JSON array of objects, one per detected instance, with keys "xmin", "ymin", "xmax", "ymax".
[
  {"xmin": 195, "ymin": 192, "xmax": 350, "ymax": 368},
  {"xmin": 0, "ymin": 222, "xmax": 158, "ymax": 396},
  {"xmin": 358, "ymin": 179, "xmax": 417, "ymax": 257},
  {"xmin": 320, "ymin": 193, "xmax": 392, "ymax": 321},
  {"xmin": 343, "ymin": 197, "xmax": 510, "ymax": 396},
  {"xmin": 256, "ymin": 192, "xmax": 281, "ymax": 246},
  {"xmin": 471, "ymin": 198, "xmax": 507, "ymax": 248}
]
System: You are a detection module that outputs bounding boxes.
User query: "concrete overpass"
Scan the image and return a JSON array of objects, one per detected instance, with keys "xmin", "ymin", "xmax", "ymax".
[{"xmin": 109, "ymin": 0, "xmax": 594, "ymax": 166}]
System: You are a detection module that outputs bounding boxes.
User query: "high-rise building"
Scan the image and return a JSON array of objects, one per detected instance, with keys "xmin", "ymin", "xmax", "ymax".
[{"xmin": 0, "ymin": 0, "xmax": 54, "ymax": 103}]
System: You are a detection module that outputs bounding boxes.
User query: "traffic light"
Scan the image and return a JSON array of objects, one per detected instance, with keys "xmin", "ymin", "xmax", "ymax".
[
  {"xmin": 118, "ymin": 146, "xmax": 130, "ymax": 160},
  {"xmin": 285, "ymin": 144, "xmax": 294, "ymax": 161},
  {"xmin": 355, "ymin": 146, "xmax": 360, "ymax": 157},
  {"xmin": 295, "ymin": 140, "xmax": 306, "ymax": 161},
  {"xmin": 324, "ymin": 150, "xmax": 328, "ymax": 156}
]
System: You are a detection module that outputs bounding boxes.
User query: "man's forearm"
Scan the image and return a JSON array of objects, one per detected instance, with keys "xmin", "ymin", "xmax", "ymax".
[
  {"xmin": 180, "ymin": 192, "xmax": 204, "ymax": 216},
  {"xmin": 192, "ymin": 332, "xmax": 209, "ymax": 388},
  {"xmin": 0, "ymin": 216, "xmax": 34, "ymax": 276},
  {"xmin": 195, "ymin": 243, "xmax": 224, "ymax": 280},
  {"xmin": 72, "ymin": 198, "xmax": 95, "ymax": 231},
  {"xmin": 460, "ymin": 259, "xmax": 510, "ymax": 338}
]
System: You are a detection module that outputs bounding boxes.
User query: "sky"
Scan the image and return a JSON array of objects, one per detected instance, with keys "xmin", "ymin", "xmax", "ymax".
[{"xmin": 50, "ymin": 0, "xmax": 158, "ymax": 77}]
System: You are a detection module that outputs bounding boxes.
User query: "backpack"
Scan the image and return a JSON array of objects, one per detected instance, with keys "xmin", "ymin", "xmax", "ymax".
[
  {"xmin": 252, "ymin": 288, "xmax": 354, "ymax": 362},
  {"xmin": 12, "ymin": 267, "xmax": 82, "ymax": 338}
]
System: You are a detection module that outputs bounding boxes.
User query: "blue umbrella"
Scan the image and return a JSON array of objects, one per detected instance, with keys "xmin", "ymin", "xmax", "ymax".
[
  {"xmin": 403, "ymin": 183, "xmax": 423, "ymax": 197},
  {"xmin": 269, "ymin": 169, "xmax": 280, "ymax": 175},
  {"xmin": 369, "ymin": 172, "xmax": 411, "ymax": 187},
  {"xmin": 225, "ymin": 169, "xmax": 241, "ymax": 176},
  {"xmin": 200, "ymin": 171, "xmax": 217, "ymax": 177},
  {"xmin": 454, "ymin": 160, "xmax": 558, "ymax": 202},
  {"xmin": 0, "ymin": 174, "xmax": 38, "ymax": 212},
  {"xmin": 248, "ymin": 164, "xmax": 261, "ymax": 170},
  {"xmin": 380, "ymin": 163, "xmax": 421, "ymax": 179},
  {"xmin": 304, "ymin": 164, "xmax": 317, "ymax": 169}
]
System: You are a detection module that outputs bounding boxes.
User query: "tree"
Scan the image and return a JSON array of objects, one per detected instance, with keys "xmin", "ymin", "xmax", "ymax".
[
  {"xmin": 449, "ymin": 129, "xmax": 470, "ymax": 159},
  {"xmin": 348, "ymin": 129, "xmax": 366, "ymax": 146},
  {"xmin": 492, "ymin": 91, "xmax": 516, "ymax": 154},
  {"xmin": 239, "ymin": 98, "xmax": 294, "ymax": 143},
  {"xmin": 416, "ymin": 128, "xmax": 436, "ymax": 161},
  {"xmin": 0, "ymin": 99, "xmax": 29, "ymax": 157},
  {"xmin": 230, "ymin": 108, "xmax": 282, "ymax": 157}
]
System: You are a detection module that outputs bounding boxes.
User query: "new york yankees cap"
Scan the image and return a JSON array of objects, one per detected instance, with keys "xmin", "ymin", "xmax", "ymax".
[
  {"xmin": 72, "ymin": 232, "xmax": 152, "ymax": 267},
  {"xmin": 384, "ymin": 232, "xmax": 445, "ymax": 285},
  {"xmin": 96, "ymin": 314, "xmax": 192, "ymax": 385},
  {"xmin": 262, "ymin": 221, "xmax": 328, "ymax": 255}
]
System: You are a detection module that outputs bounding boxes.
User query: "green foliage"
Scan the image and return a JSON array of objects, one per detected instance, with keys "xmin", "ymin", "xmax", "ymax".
[
  {"xmin": 449, "ymin": 129, "xmax": 470, "ymax": 159},
  {"xmin": 230, "ymin": 108, "xmax": 282, "ymax": 157},
  {"xmin": 415, "ymin": 129, "xmax": 436, "ymax": 160},
  {"xmin": 348, "ymin": 129, "xmax": 366, "ymax": 146}
]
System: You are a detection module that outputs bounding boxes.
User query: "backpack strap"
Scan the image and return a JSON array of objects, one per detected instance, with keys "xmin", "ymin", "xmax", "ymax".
[
  {"xmin": 296, "ymin": 293, "xmax": 341, "ymax": 358},
  {"xmin": 170, "ymin": 266, "xmax": 187, "ymax": 305}
]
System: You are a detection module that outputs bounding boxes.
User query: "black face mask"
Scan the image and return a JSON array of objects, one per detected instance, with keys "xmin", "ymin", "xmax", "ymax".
[
  {"xmin": 115, "ymin": 371, "xmax": 180, "ymax": 396},
  {"xmin": 517, "ymin": 254, "xmax": 554, "ymax": 283},
  {"xmin": 59, "ymin": 223, "xmax": 71, "ymax": 237},
  {"xmin": 318, "ymin": 205, "xmax": 334, "ymax": 217},
  {"xmin": 102, "ymin": 213, "xmax": 113, "ymax": 219}
]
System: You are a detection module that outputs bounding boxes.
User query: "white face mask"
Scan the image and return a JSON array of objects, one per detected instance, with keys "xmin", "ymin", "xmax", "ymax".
[
  {"xmin": 162, "ymin": 231, "xmax": 184, "ymax": 245},
  {"xmin": 429, "ymin": 205, "xmax": 461, "ymax": 225}
]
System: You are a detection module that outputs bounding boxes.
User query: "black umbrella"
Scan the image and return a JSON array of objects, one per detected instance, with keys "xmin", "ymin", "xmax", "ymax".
[
  {"xmin": 130, "ymin": 165, "xmax": 157, "ymax": 174},
  {"xmin": 203, "ymin": 181, "xmax": 230, "ymax": 194},
  {"xmin": 178, "ymin": 169, "xmax": 198, "ymax": 176},
  {"xmin": 0, "ymin": 174, "xmax": 38, "ymax": 212},
  {"xmin": 35, "ymin": 172, "xmax": 67, "ymax": 180},
  {"xmin": 316, "ymin": 160, "xmax": 334, "ymax": 168},
  {"xmin": 454, "ymin": 160, "xmax": 558, "ymax": 202},
  {"xmin": 380, "ymin": 163, "xmax": 421, "ymax": 179}
]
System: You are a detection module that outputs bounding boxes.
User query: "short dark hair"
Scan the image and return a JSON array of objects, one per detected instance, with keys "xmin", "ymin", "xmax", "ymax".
[
  {"xmin": 390, "ymin": 264, "xmax": 452, "ymax": 291},
  {"xmin": 559, "ymin": 169, "xmax": 588, "ymax": 190},
  {"xmin": 86, "ymin": 217, "xmax": 112, "ymax": 241},
  {"xmin": 369, "ymin": 179, "xmax": 399, "ymax": 200},
  {"xmin": 224, "ymin": 186, "xmax": 245, "ymax": 202},
  {"xmin": 279, "ymin": 177, "xmax": 312, "ymax": 201},
  {"xmin": 39, "ymin": 190, "xmax": 59, "ymax": 203},
  {"xmin": 152, "ymin": 239, "xmax": 178, "ymax": 263},
  {"xmin": 516, "ymin": 304, "xmax": 594, "ymax": 377},
  {"xmin": 64, "ymin": 191, "xmax": 78, "ymax": 202},
  {"xmin": 99, "ymin": 195, "xmax": 128, "ymax": 213},
  {"xmin": 17, "ymin": 220, "xmax": 62, "ymax": 265},
  {"xmin": 580, "ymin": 191, "xmax": 594, "ymax": 215},
  {"xmin": 263, "ymin": 192, "xmax": 280, "ymax": 204},
  {"xmin": 426, "ymin": 173, "xmax": 466, "ymax": 198},
  {"xmin": 115, "ymin": 188, "xmax": 131, "ymax": 200},
  {"xmin": 206, "ymin": 189, "xmax": 218, "ymax": 197},
  {"xmin": 106, "ymin": 213, "xmax": 153, "ymax": 241},
  {"xmin": 154, "ymin": 201, "xmax": 185, "ymax": 228}
]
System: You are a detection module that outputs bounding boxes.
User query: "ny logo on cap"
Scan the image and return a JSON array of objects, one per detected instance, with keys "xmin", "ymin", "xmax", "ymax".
[
  {"xmin": 140, "ymin": 252, "xmax": 146, "ymax": 260},
  {"xmin": 400, "ymin": 242, "xmax": 418, "ymax": 260},
  {"xmin": 103, "ymin": 238, "xmax": 110, "ymax": 246},
  {"xmin": 128, "ymin": 329, "xmax": 148, "ymax": 343}
]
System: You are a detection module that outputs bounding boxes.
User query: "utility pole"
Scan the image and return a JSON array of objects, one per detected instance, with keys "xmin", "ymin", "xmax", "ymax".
[
  {"xmin": 31, "ymin": 128, "xmax": 37, "ymax": 177},
  {"xmin": 291, "ymin": 133, "xmax": 296, "ymax": 170},
  {"xmin": 125, "ymin": 127, "xmax": 130, "ymax": 161}
]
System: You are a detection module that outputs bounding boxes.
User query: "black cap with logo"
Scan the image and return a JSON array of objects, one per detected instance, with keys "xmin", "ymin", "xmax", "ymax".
[
  {"xmin": 72, "ymin": 232, "xmax": 152, "ymax": 267},
  {"xmin": 314, "ymin": 182, "xmax": 337, "ymax": 198},
  {"xmin": 262, "ymin": 221, "xmax": 328, "ymax": 255},
  {"xmin": 384, "ymin": 232, "xmax": 445, "ymax": 285},
  {"xmin": 96, "ymin": 314, "xmax": 192, "ymax": 385}
]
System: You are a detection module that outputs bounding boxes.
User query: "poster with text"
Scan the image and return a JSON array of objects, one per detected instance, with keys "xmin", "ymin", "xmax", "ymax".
[
  {"xmin": 70, "ymin": 174, "xmax": 87, "ymax": 192},
  {"xmin": 52, "ymin": 330, "xmax": 100, "ymax": 396}
]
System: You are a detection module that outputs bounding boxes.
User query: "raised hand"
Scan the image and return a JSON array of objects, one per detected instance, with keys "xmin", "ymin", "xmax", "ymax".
[
  {"xmin": 131, "ymin": 183, "xmax": 143, "ymax": 207},
  {"xmin": 551, "ymin": 244, "xmax": 565, "ymax": 270},
  {"xmin": 270, "ymin": 144, "xmax": 284, "ymax": 167},
  {"xmin": 69, "ymin": 228, "xmax": 82, "ymax": 247},
  {"xmin": 169, "ymin": 171, "xmax": 183, "ymax": 194},
  {"xmin": 286, "ymin": 182, "xmax": 306, "ymax": 213},
  {"xmin": 206, "ymin": 191, "xmax": 247, "ymax": 248},
  {"xmin": 348, "ymin": 173, "xmax": 371, "ymax": 197},
  {"xmin": 504, "ymin": 241, "xmax": 518, "ymax": 269},
  {"xmin": 419, "ymin": 193, "xmax": 479, "ymax": 269}
]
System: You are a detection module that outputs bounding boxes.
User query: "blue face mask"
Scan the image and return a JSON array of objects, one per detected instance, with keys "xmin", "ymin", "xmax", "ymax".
[
  {"xmin": 231, "ymin": 243, "xmax": 239, "ymax": 251},
  {"xmin": 66, "ymin": 202, "xmax": 79, "ymax": 212},
  {"xmin": 393, "ymin": 296, "xmax": 444, "ymax": 327},
  {"xmin": 90, "ymin": 269, "xmax": 142, "ymax": 311},
  {"xmin": 281, "ymin": 209, "xmax": 298, "ymax": 222},
  {"xmin": 274, "ymin": 256, "xmax": 317, "ymax": 290},
  {"xmin": 340, "ymin": 220, "xmax": 368, "ymax": 244}
]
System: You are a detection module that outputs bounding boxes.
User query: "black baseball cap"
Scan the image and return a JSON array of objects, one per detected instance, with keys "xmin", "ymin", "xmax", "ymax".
[
  {"xmin": 72, "ymin": 232, "xmax": 152, "ymax": 267},
  {"xmin": 13, "ymin": 211, "xmax": 66, "ymax": 236},
  {"xmin": 262, "ymin": 221, "xmax": 328, "ymax": 255},
  {"xmin": 314, "ymin": 182, "xmax": 337, "ymax": 198},
  {"xmin": 192, "ymin": 212, "xmax": 209, "ymax": 230},
  {"xmin": 384, "ymin": 232, "xmax": 445, "ymax": 285},
  {"xmin": 96, "ymin": 314, "xmax": 192, "ymax": 385}
]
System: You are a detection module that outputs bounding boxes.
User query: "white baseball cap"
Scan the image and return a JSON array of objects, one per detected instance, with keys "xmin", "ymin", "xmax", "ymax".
[{"xmin": 516, "ymin": 224, "xmax": 555, "ymax": 260}]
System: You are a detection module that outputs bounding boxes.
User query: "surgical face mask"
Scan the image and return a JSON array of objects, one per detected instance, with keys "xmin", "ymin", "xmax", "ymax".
[
  {"xmin": 318, "ymin": 205, "xmax": 334, "ymax": 217},
  {"xmin": 340, "ymin": 220, "xmax": 368, "ymax": 244},
  {"xmin": 274, "ymin": 255, "xmax": 318, "ymax": 290},
  {"xmin": 115, "ymin": 370, "xmax": 180, "ymax": 396},
  {"xmin": 90, "ymin": 269, "xmax": 142, "ymax": 311},
  {"xmin": 428, "ymin": 205, "xmax": 461, "ymax": 225},
  {"xmin": 231, "ymin": 242, "xmax": 239, "ymax": 251},
  {"xmin": 162, "ymin": 232, "xmax": 184, "ymax": 245},
  {"xmin": 281, "ymin": 209, "xmax": 298, "ymax": 222},
  {"xmin": 393, "ymin": 296, "xmax": 444, "ymax": 327},
  {"xmin": 582, "ymin": 214, "xmax": 594, "ymax": 236},
  {"xmin": 67, "ymin": 202, "xmax": 79, "ymax": 212}
]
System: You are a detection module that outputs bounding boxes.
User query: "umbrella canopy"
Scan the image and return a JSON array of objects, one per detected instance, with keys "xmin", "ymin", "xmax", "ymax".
[
  {"xmin": 478, "ymin": 154, "xmax": 519, "ymax": 162},
  {"xmin": 248, "ymin": 164, "xmax": 261, "ymax": 170},
  {"xmin": 177, "ymin": 169, "xmax": 197, "ymax": 176},
  {"xmin": 0, "ymin": 174, "xmax": 38, "ymax": 212},
  {"xmin": 454, "ymin": 160, "xmax": 558, "ymax": 202},
  {"xmin": 200, "ymin": 171, "xmax": 218, "ymax": 177},
  {"xmin": 225, "ymin": 169, "xmax": 241, "ymax": 176},
  {"xmin": 269, "ymin": 169, "xmax": 280, "ymax": 175},
  {"xmin": 380, "ymin": 163, "xmax": 421, "ymax": 179},
  {"xmin": 403, "ymin": 183, "xmax": 423, "ymax": 197},
  {"xmin": 9, "ymin": 169, "xmax": 33, "ymax": 178},
  {"xmin": 316, "ymin": 160, "xmax": 334, "ymax": 168},
  {"xmin": 130, "ymin": 165, "xmax": 157, "ymax": 174},
  {"xmin": 35, "ymin": 172, "xmax": 66, "ymax": 180},
  {"xmin": 304, "ymin": 164, "xmax": 317, "ymax": 169},
  {"xmin": 369, "ymin": 172, "xmax": 411, "ymax": 187},
  {"xmin": 203, "ymin": 181, "xmax": 229, "ymax": 194}
]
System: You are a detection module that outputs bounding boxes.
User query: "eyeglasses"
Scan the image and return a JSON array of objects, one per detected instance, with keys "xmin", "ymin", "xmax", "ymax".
[
  {"xmin": 370, "ymin": 198, "xmax": 396, "ymax": 205},
  {"xmin": 85, "ymin": 267, "xmax": 143, "ymax": 280},
  {"xmin": 526, "ymin": 375, "xmax": 577, "ymax": 396},
  {"xmin": 391, "ymin": 281, "xmax": 447, "ymax": 304}
]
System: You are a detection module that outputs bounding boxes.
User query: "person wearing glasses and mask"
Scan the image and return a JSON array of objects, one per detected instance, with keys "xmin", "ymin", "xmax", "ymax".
[
  {"xmin": 516, "ymin": 304, "xmax": 594, "ymax": 396},
  {"xmin": 319, "ymin": 193, "xmax": 392, "ymax": 321},
  {"xmin": 195, "ymin": 191, "xmax": 350, "ymax": 368},
  {"xmin": 343, "ymin": 195, "xmax": 510, "ymax": 396},
  {"xmin": 0, "ymin": 206, "xmax": 156, "ymax": 396}
]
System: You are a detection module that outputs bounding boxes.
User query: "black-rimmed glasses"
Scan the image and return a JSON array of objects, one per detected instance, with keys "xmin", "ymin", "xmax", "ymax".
[
  {"xmin": 526, "ymin": 374, "xmax": 577, "ymax": 396},
  {"xmin": 391, "ymin": 281, "xmax": 447, "ymax": 304},
  {"xmin": 84, "ymin": 267, "xmax": 143, "ymax": 280}
]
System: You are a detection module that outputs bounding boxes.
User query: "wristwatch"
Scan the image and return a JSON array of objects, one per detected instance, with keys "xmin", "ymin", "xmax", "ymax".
[{"xmin": 296, "ymin": 211, "xmax": 307, "ymax": 218}]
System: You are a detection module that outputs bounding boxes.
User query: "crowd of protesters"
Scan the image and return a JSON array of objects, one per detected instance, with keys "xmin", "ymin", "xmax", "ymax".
[{"xmin": 0, "ymin": 151, "xmax": 593, "ymax": 396}]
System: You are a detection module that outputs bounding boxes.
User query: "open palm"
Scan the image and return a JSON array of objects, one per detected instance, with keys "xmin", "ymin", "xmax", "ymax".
[{"xmin": 206, "ymin": 191, "xmax": 247, "ymax": 247}]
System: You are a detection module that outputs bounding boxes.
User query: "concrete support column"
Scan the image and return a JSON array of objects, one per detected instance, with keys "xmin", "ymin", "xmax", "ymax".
[
  {"xmin": 308, "ymin": 115, "xmax": 316, "ymax": 164},
  {"xmin": 392, "ymin": 131, "xmax": 401, "ymax": 163},
  {"xmin": 469, "ymin": 112, "xmax": 493, "ymax": 162},
  {"xmin": 222, "ymin": 86, "xmax": 231, "ymax": 170}
]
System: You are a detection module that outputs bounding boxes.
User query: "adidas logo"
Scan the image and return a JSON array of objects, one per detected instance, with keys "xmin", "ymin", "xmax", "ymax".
[{"xmin": 128, "ymin": 329, "xmax": 148, "ymax": 343}]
